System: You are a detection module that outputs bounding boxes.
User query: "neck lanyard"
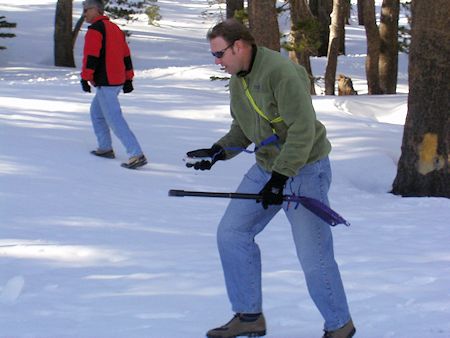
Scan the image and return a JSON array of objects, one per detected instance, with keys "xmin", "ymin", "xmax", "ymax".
[
  {"xmin": 241, "ymin": 78, "xmax": 283, "ymax": 134},
  {"xmin": 220, "ymin": 78, "xmax": 282, "ymax": 155}
]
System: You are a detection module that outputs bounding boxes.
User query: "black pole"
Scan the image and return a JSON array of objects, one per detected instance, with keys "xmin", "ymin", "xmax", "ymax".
[
  {"xmin": 168, "ymin": 189, "xmax": 350, "ymax": 227},
  {"xmin": 168, "ymin": 189, "xmax": 263, "ymax": 200}
]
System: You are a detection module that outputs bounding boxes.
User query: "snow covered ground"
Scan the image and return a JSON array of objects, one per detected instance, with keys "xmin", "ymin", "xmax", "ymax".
[{"xmin": 1, "ymin": 1, "xmax": 449, "ymax": 337}]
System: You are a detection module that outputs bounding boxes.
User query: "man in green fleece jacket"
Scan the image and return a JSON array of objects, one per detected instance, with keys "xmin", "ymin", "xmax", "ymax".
[{"xmin": 186, "ymin": 19, "xmax": 355, "ymax": 338}]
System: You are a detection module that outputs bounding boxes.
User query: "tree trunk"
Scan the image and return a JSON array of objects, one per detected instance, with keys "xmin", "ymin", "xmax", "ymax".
[
  {"xmin": 363, "ymin": 0, "xmax": 383, "ymax": 94},
  {"xmin": 379, "ymin": 0, "xmax": 399, "ymax": 94},
  {"xmin": 248, "ymin": 0, "xmax": 280, "ymax": 51},
  {"xmin": 325, "ymin": 0, "xmax": 345, "ymax": 95},
  {"xmin": 341, "ymin": 0, "xmax": 350, "ymax": 55},
  {"xmin": 72, "ymin": 15, "xmax": 84, "ymax": 49},
  {"xmin": 54, "ymin": 0, "xmax": 75, "ymax": 67},
  {"xmin": 344, "ymin": 0, "xmax": 351, "ymax": 24},
  {"xmin": 289, "ymin": 0, "xmax": 317, "ymax": 94},
  {"xmin": 392, "ymin": 0, "xmax": 450, "ymax": 197},
  {"xmin": 226, "ymin": 0, "xmax": 244, "ymax": 20},
  {"xmin": 357, "ymin": 0, "xmax": 365, "ymax": 25},
  {"xmin": 309, "ymin": 0, "xmax": 332, "ymax": 56}
]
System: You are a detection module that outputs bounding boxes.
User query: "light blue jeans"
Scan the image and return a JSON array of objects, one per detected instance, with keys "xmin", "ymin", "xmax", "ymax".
[
  {"xmin": 217, "ymin": 157, "xmax": 351, "ymax": 331},
  {"xmin": 90, "ymin": 86, "xmax": 143, "ymax": 157}
]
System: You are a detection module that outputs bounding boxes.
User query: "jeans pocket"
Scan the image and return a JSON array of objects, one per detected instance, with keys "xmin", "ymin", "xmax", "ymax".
[{"xmin": 292, "ymin": 158, "xmax": 331, "ymax": 203}]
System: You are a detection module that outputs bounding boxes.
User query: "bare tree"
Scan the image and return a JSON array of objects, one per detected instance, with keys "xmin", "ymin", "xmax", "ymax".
[
  {"xmin": 362, "ymin": 0, "xmax": 383, "ymax": 94},
  {"xmin": 226, "ymin": 0, "xmax": 244, "ymax": 19},
  {"xmin": 341, "ymin": 0, "xmax": 350, "ymax": 53},
  {"xmin": 379, "ymin": 0, "xmax": 399, "ymax": 94},
  {"xmin": 54, "ymin": 0, "xmax": 75, "ymax": 67},
  {"xmin": 392, "ymin": 0, "xmax": 450, "ymax": 197},
  {"xmin": 324, "ymin": 0, "xmax": 345, "ymax": 95},
  {"xmin": 357, "ymin": 0, "xmax": 365, "ymax": 25},
  {"xmin": 362, "ymin": 0, "xmax": 399, "ymax": 94},
  {"xmin": 248, "ymin": 0, "xmax": 280, "ymax": 51},
  {"xmin": 344, "ymin": 0, "xmax": 351, "ymax": 24},
  {"xmin": 288, "ymin": 0, "xmax": 318, "ymax": 94},
  {"xmin": 309, "ymin": 0, "xmax": 332, "ymax": 56}
]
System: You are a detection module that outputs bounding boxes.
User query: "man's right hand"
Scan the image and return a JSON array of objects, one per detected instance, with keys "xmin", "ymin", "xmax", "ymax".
[
  {"xmin": 258, "ymin": 171, "xmax": 288, "ymax": 209},
  {"xmin": 80, "ymin": 79, "xmax": 91, "ymax": 93},
  {"xmin": 185, "ymin": 144, "xmax": 225, "ymax": 170}
]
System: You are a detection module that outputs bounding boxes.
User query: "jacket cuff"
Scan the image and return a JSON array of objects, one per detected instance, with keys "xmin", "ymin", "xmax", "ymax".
[{"xmin": 211, "ymin": 144, "xmax": 226, "ymax": 161}]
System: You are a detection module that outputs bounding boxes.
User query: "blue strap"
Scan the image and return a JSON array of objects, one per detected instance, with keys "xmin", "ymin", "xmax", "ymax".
[{"xmin": 224, "ymin": 134, "xmax": 280, "ymax": 154}]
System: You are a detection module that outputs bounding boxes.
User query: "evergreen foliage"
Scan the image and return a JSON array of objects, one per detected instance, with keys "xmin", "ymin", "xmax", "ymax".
[
  {"xmin": 0, "ymin": 15, "xmax": 16, "ymax": 50},
  {"xmin": 105, "ymin": 0, "xmax": 161, "ymax": 25},
  {"xmin": 282, "ymin": 18, "xmax": 321, "ymax": 56},
  {"xmin": 233, "ymin": 8, "xmax": 248, "ymax": 23},
  {"xmin": 398, "ymin": 1, "xmax": 411, "ymax": 53},
  {"xmin": 145, "ymin": 2, "xmax": 161, "ymax": 26}
]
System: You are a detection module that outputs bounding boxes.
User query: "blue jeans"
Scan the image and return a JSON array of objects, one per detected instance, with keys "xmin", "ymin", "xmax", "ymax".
[
  {"xmin": 217, "ymin": 157, "xmax": 351, "ymax": 331},
  {"xmin": 90, "ymin": 86, "xmax": 143, "ymax": 157}
]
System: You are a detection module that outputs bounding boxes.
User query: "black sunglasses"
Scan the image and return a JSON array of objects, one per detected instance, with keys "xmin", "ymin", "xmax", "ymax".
[{"xmin": 211, "ymin": 42, "xmax": 234, "ymax": 59}]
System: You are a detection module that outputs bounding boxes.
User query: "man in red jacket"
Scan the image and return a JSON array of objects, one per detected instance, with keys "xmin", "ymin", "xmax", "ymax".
[{"xmin": 81, "ymin": 0, "xmax": 147, "ymax": 169}]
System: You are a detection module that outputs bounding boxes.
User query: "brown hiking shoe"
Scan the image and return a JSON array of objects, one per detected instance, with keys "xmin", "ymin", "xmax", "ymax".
[
  {"xmin": 120, "ymin": 154, "xmax": 147, "ymax": 169},
  {"xmin": 322, "ymin": 320, "xmax": 356, "ymax": 338},
  {"xmin": 206, "ymin": 313, "xmax": 266, "ymax": 338}
]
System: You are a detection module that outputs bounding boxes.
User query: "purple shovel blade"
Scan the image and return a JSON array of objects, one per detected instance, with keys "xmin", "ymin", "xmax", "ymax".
[{"xmin": 287, "ymin": 196, "xmax": 350, "ymax": 226}]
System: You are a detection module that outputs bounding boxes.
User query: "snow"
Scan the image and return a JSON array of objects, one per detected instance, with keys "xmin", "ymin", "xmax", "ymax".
[{"xmin": 1, "ymin": 1, "xmax": 449, "ymax": 337}]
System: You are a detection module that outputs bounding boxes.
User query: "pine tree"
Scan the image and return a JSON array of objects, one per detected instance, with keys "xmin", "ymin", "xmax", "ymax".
[
  {"xmin": 106, "ymin": 0, "xmax": 160, "ymax": 24},
  {"xmin": 391, "ymin": 0, "xmax": 450, "ymax": 197},
  {"xmin": 248, "ymin": 0, "xmax": 280, "ymax": 51},
  {"xmin": 0, "ymin": 15, "xmax": 16, "ymax": 50}
]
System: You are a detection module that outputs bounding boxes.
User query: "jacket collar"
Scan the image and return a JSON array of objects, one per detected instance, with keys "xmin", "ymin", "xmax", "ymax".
[{"xmin": 237, "ymin": 44, "xmax": 258, "ymax": 78}]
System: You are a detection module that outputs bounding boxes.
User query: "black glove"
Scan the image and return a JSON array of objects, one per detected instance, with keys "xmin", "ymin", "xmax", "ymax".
[
  {"xmin": 185, "ymin": 144, "xmax": 225, "ymax": 170},
  {"xmin": 258, "ymin": 171, "xmax": 289, "ymax": 209},
  {"xmin": 80, "ymin": 79, "xmax": 91, "ymax": 93},
  {"xmin": 123, "ymin": 80, "xmax": 134, "ymax": 93}
]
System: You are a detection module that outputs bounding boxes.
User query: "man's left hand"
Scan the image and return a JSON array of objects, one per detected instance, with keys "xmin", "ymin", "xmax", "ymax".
[
  {"xmin": 258, "ymin": 171, "xmax": 288, "ymax": 209},
  {"xmin": 123, "ymin": 80, "xmax": 134, "ymax": 93}
]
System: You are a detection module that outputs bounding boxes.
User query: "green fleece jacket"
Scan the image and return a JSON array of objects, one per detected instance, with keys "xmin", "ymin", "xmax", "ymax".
[{"xmin": 216, "ymin": 46, "xmax": 331, "ymax": 177}]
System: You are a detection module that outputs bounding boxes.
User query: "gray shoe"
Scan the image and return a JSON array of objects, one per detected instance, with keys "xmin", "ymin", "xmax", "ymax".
[
  {"xmin": 322, "ymin": 320, "xmax": 356, "ymax": 338},
  {"xmin": 206, "ymin": 313, "xmax": 266, "ymax": 338}
]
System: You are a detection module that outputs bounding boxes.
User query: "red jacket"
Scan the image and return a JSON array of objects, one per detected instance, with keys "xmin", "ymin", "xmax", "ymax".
[{"xmin": 81, "ymin": 16, "xmax": 134, "ymax": 86}]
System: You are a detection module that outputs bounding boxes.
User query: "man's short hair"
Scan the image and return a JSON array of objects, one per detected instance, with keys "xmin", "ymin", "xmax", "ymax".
[
  {"xmin": 83, "ymin": 0, "xmax": 104, "ymax": 13},
  {"xmin": 207, "ymin": 19, "xmax": 256, "ymax": 45}
]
